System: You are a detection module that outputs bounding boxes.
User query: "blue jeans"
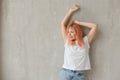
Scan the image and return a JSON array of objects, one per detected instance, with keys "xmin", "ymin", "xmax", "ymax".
[{"xmin": 59, "ymin": 68, "xmax": 85, "ymax": 80}]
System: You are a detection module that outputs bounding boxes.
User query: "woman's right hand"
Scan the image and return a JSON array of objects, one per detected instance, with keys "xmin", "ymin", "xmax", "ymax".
[{"xmin": 70, "ymin": 4, "xmax": 80, "ymax": 12}]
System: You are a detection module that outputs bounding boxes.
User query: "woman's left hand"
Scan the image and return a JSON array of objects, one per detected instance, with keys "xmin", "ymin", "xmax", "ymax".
[{"xmin": 70, "ymin": 4, "xmax": 80, "ymax": 12}]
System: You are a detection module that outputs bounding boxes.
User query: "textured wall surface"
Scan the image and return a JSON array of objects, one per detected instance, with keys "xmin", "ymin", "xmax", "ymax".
[{"xmin": 0, "ymin": 0, "xmax": 120, "ymax": 80}]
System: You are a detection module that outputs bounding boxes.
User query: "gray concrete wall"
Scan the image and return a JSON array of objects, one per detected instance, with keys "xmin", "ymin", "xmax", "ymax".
[{"xmin": 0, "ymin": 0, "xmax": 120, "ymax": 80}]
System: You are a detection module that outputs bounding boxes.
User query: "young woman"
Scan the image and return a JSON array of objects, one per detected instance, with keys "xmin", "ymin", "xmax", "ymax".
[{"xmin": 59, "ymin": 4, "xmax": 98, "ymax": 80}]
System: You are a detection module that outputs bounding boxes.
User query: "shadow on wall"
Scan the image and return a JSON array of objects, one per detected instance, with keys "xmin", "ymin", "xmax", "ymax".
[{"xmin": 0, "ymin": 0, "xmax": 3, "ymax": 80}]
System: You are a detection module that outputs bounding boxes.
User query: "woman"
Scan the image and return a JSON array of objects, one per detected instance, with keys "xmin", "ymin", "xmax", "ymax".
[{"xmin": 59, "ymin": 4, "xmax": 98, "ymax": 80}]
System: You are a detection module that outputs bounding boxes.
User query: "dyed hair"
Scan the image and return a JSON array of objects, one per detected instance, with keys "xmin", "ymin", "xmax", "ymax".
[{"xmin": 66, "ymin": 20, "xmax": 85, "ymax": 48}]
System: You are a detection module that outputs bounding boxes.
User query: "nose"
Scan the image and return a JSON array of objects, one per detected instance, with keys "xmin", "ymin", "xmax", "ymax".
[
  {"xmin": 69, "ymin": 34, "xmax": 72, "ymax": 37},
  {"xmin": 68, "ymin": 33, "xmax": 71, "ymax": 36}
]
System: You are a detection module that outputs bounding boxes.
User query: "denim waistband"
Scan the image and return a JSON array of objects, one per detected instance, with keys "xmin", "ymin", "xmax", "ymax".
[{"xmin": 62, "ymin": 68, "xmax": 85, "ymax": 73}]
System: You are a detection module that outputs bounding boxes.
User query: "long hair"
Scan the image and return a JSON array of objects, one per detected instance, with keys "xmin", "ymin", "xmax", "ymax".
[{"xmin": 66, "ymin": 20, "xmax": 85, "ymax": 48}]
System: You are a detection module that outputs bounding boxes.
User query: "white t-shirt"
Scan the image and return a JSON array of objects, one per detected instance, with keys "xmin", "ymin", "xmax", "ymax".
[{"xmin": 62, "ymin": 36, "xmax": 91, "ymax": 71}]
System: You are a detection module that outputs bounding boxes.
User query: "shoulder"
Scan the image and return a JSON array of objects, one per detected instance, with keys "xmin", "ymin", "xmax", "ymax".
[
  {"xmin": 64, "ymin": 38, "xmax": 68, "ymax": 47},
  {"xmin": 83, "ymin": 36, "xmax": 90, "ymax": 48}
]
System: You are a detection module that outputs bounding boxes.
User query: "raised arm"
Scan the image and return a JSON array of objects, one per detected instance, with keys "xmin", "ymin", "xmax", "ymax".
[
  {"xmin": 61, "ymin": 4, "xmax": 80, "ymax": 43},
  {"xmin": 74, "ymin": 20, "xmax": 98, "ymax": 44},
  {"xmin": 61, "ymin": 10, "xmax": 74, "ymax": 27}
]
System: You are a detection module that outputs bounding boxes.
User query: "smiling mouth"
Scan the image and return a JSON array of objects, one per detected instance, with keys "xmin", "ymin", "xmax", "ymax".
[{"xmin": 71, "ymin": 39, "xmax": 75, "ymax": 41}]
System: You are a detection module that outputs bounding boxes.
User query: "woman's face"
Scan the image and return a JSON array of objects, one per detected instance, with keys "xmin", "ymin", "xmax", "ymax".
[{"xmin": 68, "ymin": 27, "xmax": 76, "ymax": 41}]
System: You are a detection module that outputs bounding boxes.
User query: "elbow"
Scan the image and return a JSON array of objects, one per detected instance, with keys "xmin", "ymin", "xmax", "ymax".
[
  {"xmin": 93, "ymin": 23, "xmax": 98, "ymax": 31},
  {"xmin": 93, "ymin": 23, "xmax": 98, "ymax": 29},
  {"xmin": 61, "ymin": 22, "xmax": 67, "ymax": 27},
  {"xmin": 61, "ymin": 22, "xmax": 64, "ymax": 26},
  {"xmin": 91, "ymin": 23, "xmax": 98, "ymax": 31}
]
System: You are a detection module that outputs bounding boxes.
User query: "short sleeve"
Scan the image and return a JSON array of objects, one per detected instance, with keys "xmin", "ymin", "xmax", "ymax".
[{"xmin": 84, "ymin": 36, "xmax": 90, "ymax": 48}]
